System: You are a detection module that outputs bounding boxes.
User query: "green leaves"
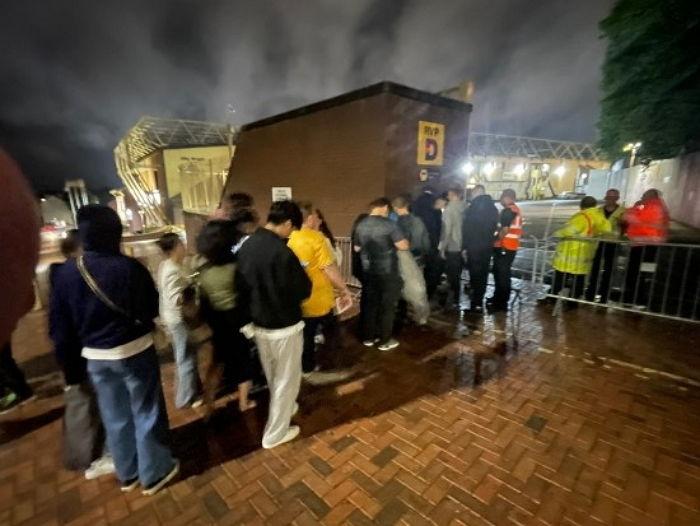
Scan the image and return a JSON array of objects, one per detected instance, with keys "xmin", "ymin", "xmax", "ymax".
[{"xmin": 598, "ymin": 0, "xmax": 700, "ymax": 160}]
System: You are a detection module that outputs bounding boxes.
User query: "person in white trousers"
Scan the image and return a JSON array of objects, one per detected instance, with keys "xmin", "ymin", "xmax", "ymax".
[
  {"xmin": 250, "ymin": 324, "xmax": 304, "ymax": 448},
  {"xmin": 236, "ymin": 201, "xmax": 312, "ymax": 449}
]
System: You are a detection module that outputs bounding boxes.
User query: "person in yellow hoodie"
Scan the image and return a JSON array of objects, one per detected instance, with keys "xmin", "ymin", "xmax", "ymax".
[{"xmin": 551, "ymin": 196, "xmax": 611, "ymax": 302}]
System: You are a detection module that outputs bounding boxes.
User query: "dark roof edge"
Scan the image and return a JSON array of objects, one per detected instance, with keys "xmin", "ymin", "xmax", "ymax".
[{"xmin": 241, "ymin": 81, "xmax": 473, "ymax": 132}]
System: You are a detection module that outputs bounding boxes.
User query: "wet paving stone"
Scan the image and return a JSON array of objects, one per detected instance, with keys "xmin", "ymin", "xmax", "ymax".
[{"xmin": 3, "ymin": 296, "xmax": 700, "ymax": 524}]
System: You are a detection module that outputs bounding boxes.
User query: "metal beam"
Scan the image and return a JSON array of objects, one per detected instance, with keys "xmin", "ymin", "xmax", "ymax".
[{"xmin": 468, "ymin": 132, "xmax": 604, "ymax": 162}]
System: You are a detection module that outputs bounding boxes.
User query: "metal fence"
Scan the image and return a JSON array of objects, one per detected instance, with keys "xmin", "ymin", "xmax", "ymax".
[
  {"xmin": 532, "ymin": 237, "xmax": 700, "ymax": 323},
  {"xmin": 339, "ymin": 233, "xmax": 700, "ymax": 323},
  {"xmin": 336, "ymin": 237, "xmax": 361, "ymax": 288}
]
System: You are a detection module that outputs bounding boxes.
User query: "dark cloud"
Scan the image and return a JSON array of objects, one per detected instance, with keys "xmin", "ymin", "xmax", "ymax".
[{"xmin": 0, "ymin": 0, "xmax": 613, "ymax": 192}]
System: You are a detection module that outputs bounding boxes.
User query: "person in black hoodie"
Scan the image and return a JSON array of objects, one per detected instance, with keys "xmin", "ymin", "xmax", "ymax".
[
  {"xmin": 462, "ymin": 185, "xmax": 499, "ymax": 314},
  {"xmin": 50, "ymin": 205, "xmax": 177, "ymax": 496},
  {"xmin": 236, "ymin": 201, "xmax": 312, "ymax": 449}
]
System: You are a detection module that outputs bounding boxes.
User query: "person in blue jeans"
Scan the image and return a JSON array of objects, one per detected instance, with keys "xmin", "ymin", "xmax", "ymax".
[
  {"xmin": 50, "ymin": 205, "xmax": 178, "ymax": 497},
  {"xmin": 156, "ymin": 233, "xmax": 202, "ymax": 409}
]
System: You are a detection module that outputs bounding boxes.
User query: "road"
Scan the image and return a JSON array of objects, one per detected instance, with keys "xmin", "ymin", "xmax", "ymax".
[
  {"xmin": 510, "ymin": 199, "xmax": 700, "ymax": 285},
  {"xmin": 518, "ymin": 199, "xmax": 700, "ymax": 242},
  {"xmin": 518, "ymin": 199, "xmax": 579, "ymax": 240}
]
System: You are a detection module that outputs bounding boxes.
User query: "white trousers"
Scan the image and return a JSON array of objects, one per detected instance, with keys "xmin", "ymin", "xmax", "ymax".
[{"xmin": 254, "ymin": 322, "xmax": 304, "ymax": 448}]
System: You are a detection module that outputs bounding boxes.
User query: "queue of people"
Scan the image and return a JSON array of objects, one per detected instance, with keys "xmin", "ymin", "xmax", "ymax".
[{"xmin": 1, "ymin": 147, "xmax": 675, "ymax": 500}]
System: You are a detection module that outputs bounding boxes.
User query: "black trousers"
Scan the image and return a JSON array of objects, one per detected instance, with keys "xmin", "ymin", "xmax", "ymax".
[
  {"xmin": 423, "ymin": 249, "xmax": 442, "ymax": 300},
  {"xmin": 207, "ymin": 308, "xmax": 251, "ymax": 386},
  {"xmin": 586, "ymin": 242, "xmax": 619, "ymax": 303},
  {"xmin": 302, "ymin": 312, "xmax": 333, "ymax": 373},
  {"xmin": 624, "ymin": 245, "xmax": 658, "ymax": 305},
  {"xmin": 444, "ymin": 252, "xmax": 463, "ymax": 306},
  {"xmin": 0, "ymin": 343, "xmax": 33, "ymax": 399},
  {"xmin": 361, "ymin": 274, "xmax": 402, "ymax": 344},
  {"xmin": 552, "ymin": 271, "xmax": 586, "ymax": 299},
  {"xmin": 467, "ymin": 248, "xmax": 492, "ymax": 307},
  {"xmin": 492, "ymin": 249, "xmax": 517, "ymax": 308}
]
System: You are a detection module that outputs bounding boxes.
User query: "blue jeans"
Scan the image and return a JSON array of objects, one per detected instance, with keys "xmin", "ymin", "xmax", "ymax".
[
  {"xmin": 88, "ymin": 348, "xmax": 173, "ymax": 486},
  {"xmin": 167, "ymin": 322, "xmax": 201, "ymax": 408}
]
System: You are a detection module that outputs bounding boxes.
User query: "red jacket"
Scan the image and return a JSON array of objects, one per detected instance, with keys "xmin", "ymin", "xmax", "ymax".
[{"xmin": 624, "ymin": 197, "xmax": 669, "ymax": 244}]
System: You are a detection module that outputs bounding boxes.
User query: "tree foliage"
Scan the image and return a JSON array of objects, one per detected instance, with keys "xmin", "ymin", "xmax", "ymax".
[{"xmin": 598, "ymin": 0, "xmax": 700, "ymax": 160}]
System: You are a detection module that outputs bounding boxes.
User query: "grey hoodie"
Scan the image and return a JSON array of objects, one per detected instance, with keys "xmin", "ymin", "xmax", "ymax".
[{"xmin": 439, "ymin": 199, "xmax": 467, "ymax": 253}]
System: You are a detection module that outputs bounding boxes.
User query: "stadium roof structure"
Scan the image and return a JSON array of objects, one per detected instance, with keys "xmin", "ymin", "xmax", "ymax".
[
  {"xmin": 468, "ymin": 132, "xmax": 605, "ymax": 162},
  {"xmin": 117, "ymin": 116, "xmax": 235, "ymax": 162},
  {"xmin": 114, "ymin": 117, "xmax": 235, "ymax": 226}
]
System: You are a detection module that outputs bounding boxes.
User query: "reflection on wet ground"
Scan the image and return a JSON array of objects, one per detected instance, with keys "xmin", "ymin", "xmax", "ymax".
[{"xmin": 2, "ymin": 286, "xmax": 700, "ymax": 525}]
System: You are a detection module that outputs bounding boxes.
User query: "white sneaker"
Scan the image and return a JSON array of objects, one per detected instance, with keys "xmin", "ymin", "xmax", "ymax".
[
  {"xmin": 190, "ymin": 399, "xmax": 204, "ymax": 409},
  {"xmin": 377, "ymin": 339, "xmax": 399, "ymax": 352},
  {"xmin": 262, "ymin": 426, "xmax": 300, "ymax": 449},
  {"xmin": 142, "ymin": 459, "xmax": 180, "ymax": 496},
  {"xmin": 120, "ymin": 479, "xmax": 139, "ymax": 493},
  {"xmin": 85, "ymin": 456, "xmax": 116, "ymax": 480},
  {"xmin": 362, "ymin": 340, "xmax": 376, "ymax": 347}
]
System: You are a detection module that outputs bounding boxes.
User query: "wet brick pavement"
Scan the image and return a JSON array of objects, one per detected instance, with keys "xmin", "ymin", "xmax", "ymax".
[{"xmin": 1, "ymin": 295, "xmax": 700, "ymax": 525}]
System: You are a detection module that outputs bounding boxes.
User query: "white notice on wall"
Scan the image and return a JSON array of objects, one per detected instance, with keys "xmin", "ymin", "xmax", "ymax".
[{"xmin": 272, "ymin": 187, "xmax": 293, "ymax": 202}]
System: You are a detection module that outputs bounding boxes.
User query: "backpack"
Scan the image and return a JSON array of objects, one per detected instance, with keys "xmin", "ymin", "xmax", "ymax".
[{"xmin": 181, "ymin": 262, "xmax": 211, "ymax": 330}]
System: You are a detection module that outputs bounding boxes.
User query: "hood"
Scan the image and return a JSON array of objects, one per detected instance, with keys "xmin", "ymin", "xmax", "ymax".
[
  {"xmin": 470, "ymin": 194, "xmax": 494, "ymax": 209},
  {"xmin": 77, "ymin": 205, "xmax": 122, "ymax": 253}
]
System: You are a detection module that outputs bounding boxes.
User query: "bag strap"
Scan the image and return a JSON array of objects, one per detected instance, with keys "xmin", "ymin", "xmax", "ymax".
[{"xmin": 77, "ymin": 256, "xmax": 143, "ymax": 326}]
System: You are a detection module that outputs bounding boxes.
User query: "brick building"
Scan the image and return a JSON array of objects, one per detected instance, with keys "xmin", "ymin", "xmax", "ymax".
[{"xmin": 223, "ymin": 81, "xmax": 473, "ymax": 236}]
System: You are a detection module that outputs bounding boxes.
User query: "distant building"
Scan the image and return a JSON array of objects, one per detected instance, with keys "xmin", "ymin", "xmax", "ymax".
[
  {"xmin": 464, "ymin": 133, "xmax": 608, "ymax": 200},
  {"xmin": 114, "ymin": 117, "xmax": 235, "ymax": 228}
]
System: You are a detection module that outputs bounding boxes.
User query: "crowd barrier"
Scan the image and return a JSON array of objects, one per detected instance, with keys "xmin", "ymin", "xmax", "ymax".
[
  {"xmin": 532, "ymin": 237, "xmax": 700, "ymax": 323},
  {"xmin": 336, "ymin": 237, "xmax": 361, "ymax": 288},
  {"xmin": 338, "ymin": 234, "xmax": 699, "ymax": 324}
]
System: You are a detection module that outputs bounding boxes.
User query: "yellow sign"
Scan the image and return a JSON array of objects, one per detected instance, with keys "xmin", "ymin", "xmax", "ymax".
[{"xmin": 417, "ymin": 121, "xmax": 445, "ymax": 166}]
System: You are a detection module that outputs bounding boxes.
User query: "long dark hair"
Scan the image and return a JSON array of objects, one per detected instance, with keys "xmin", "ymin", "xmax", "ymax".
[
  {"xmin": 316, "ymin": 209, "xmax": 336, "ymax": 248},
  {"xmin": 196, "ymin": 220, "xmax": 237, "ymax": 265}
]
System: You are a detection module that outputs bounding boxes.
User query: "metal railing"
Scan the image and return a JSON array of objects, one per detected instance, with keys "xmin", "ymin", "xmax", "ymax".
[
  {"xmin": 337, "ymin": 233, "xmax": 700, "ymax": 323},
  {"xmin": 533, "ymin": 236, "xmax": 700, "ymax": 322},
  {"xmin": 336, "ymin": 237, "xmax": 361, "ymax": 288}
]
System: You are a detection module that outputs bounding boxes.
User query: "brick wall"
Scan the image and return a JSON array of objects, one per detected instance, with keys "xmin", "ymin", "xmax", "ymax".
[
  {"xmin": 385, "ymin": 95, "xmax": 471, "ymax": 200},
  {"xmin": 222, "ymin": 84, "xmax": 472, "ymax": 236},
  {"xmin": 224, "ymin": 95, "xmax": 388, "ymax": 237}
]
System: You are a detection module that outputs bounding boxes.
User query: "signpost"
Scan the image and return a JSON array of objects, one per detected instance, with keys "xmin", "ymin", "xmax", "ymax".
[{"xmin": 417, "ymin": 121, "xmax": 445, "ymax": 166}]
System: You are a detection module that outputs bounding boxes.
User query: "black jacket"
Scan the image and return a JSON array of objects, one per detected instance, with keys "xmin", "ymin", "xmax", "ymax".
[
  {"xmin": 236, "ymin": 228, "xmax": 312, "ymax": 329},
  {"xmin": 412, "ymin": 192, "xmax": 441, "ymax": 249},
  {"xmin": 462, "ymin": 194, "xmax": 499, "ymax": 252}
]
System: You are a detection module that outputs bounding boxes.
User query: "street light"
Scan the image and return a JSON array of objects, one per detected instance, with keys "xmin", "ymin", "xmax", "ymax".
[
  {"xmin": 461, "ymin": 162, "xmax": 475, "ymax": 175},
  {"xmin": 554, "ymin": 165, "xmax": 566, "ymax": 177},
  {"xmin": 623, "ymin": 142, "xmax": 642, "ymax": 167},
  {"xmin": 513, "ymin": 164, "xmax": 525, "ymax": 177}
]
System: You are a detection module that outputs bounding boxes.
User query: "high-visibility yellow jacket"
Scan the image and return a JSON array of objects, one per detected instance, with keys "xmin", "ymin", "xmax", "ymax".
[
  {"xmin": 601, "ymin": 204, "xmax": 626, "ymax": 236},
  {"xmin": 552, "ymin": 207, "xmax": 612, "ymax": 275}
]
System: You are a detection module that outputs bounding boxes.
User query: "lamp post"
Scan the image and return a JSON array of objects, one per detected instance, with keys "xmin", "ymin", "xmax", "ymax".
[{"xmin": 623, "ymin": 142, "xmax": 642, "ymax": 167}]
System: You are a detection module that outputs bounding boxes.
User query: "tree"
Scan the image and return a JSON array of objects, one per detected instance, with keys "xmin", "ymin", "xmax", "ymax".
[{"xmin": 598, "ymin": 0, "xmax": 700, "ymax": 160}]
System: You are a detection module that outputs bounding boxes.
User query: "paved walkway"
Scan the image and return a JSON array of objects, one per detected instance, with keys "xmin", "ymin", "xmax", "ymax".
[{"xmin": 1, "ymin": 299, "xmax": 700, "ymax": 526}]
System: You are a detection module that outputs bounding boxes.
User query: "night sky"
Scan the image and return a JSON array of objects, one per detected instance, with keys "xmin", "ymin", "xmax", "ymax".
[{"xmin": 0, "ymin": 0, "xmax": 613, "ymax": 193}]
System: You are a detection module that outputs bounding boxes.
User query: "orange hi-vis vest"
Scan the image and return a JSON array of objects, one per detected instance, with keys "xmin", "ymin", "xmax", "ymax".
[{"xmin": 494, "ymin": 203, "xmax": 522, "ymax": 251}]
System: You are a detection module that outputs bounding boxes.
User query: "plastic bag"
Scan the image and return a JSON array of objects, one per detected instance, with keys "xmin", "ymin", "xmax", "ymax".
[{"xmin": 398, "ymin": 251, "xmax": 430, "ymax": 325}]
